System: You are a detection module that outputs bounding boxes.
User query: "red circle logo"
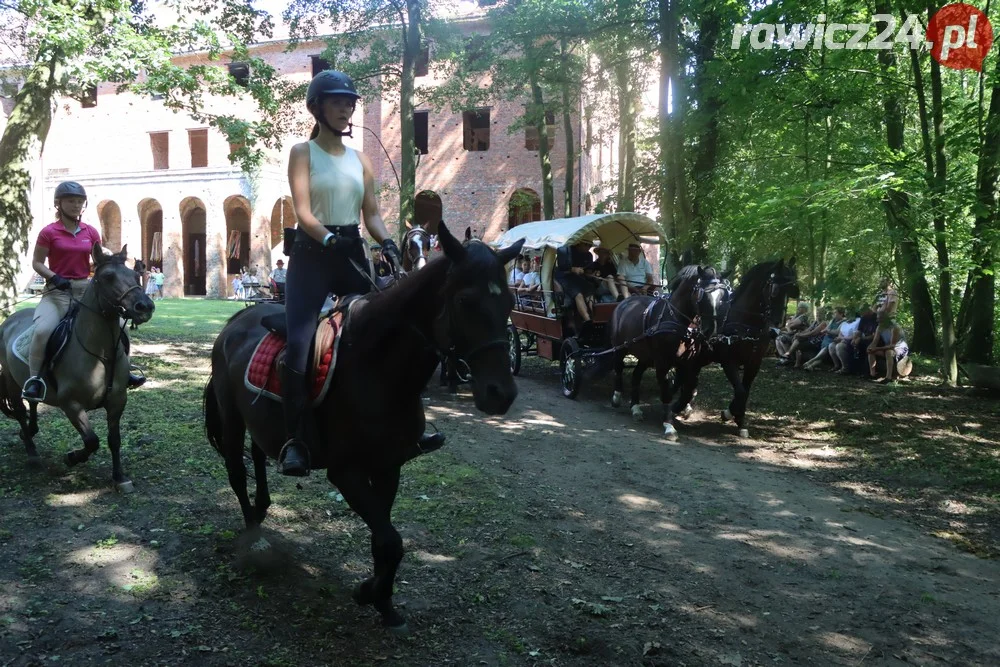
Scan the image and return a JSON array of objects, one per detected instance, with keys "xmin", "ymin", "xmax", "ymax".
[{"xmin": 927, "ymin": 3, "xmax": 994, "ymax": 71}]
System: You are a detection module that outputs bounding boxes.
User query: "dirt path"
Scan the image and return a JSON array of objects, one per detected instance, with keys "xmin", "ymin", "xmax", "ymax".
[
  {"xmin": 1, "ymin": 341, "xmax": 998, "ymax": 666},
  {"xmin": 422, "ymin": 374, "xmax": 1000, "ymax": 666}
]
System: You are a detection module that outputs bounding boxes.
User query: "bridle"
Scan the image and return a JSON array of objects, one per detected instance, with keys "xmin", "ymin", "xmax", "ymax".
[{"xmin": 403, "ymin": 228, "xmax": 431, "ymax": 271}]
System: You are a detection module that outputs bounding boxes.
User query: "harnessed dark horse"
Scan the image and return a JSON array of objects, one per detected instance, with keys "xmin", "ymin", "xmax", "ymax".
[{"xmin": 670, "ymin": 258, "xmax": 799, "ymax": 438}]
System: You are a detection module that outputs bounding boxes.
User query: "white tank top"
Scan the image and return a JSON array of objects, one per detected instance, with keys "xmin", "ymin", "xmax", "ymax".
[{"xmin": 308, "ymin": 141, "xmax": 364, "ymax": 227}]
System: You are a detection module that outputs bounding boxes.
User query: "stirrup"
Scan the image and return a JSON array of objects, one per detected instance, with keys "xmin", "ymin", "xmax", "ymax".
[
  {"xmin": 278, "ymin": 439, "xmax": 311, "ymax": 477},
  {"xmin": 22, "ymin": 376, "xmax": 47, "ymax": 403},
  {"xmin": 127, "ymin": 366, "xmax": 146, "ymax": 389}
]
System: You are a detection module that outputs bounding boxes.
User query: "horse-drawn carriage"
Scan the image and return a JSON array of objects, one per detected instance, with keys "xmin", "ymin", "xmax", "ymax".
[{"xmin": 490, "ymin": 212, "xmax": 667, "ymax": 399}]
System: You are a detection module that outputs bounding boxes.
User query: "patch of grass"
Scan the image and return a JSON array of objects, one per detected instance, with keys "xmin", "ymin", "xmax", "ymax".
[
  {"xmin": 508, "ymin": 533, "xmax": 536, "ymax": 548},
  {"xmin": 94, "ymin": 535, "xmax": 119, "ymax": 549}
]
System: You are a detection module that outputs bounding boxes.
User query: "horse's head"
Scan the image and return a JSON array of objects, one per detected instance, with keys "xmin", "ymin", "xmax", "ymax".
[
  {"xmin": 403, "ymin": 227, "xmax": 431, "ymax": 271},
  {"xmin": 91, "ymin": 244, "xmax": 155, "ymax": 325},
  {"xmin": 435, "ymin": 222, "xmax": 524, "ymax": 415},
  {"xmin": 689, "ymin": 266, "xmax": 732, "ymax": 337},
  {"xmin": 766, "ymin": 257, "xmax": 799, "ymax": 326}
]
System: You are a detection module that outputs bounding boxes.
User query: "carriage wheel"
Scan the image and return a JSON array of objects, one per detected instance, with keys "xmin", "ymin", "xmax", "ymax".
[
  {"xmin": 561, "ymin": 337, "xmax": 581, "ymax": 399},
  {"xmin": 508, "ymin": 324, "xmax": 522, "ymax": 376}
]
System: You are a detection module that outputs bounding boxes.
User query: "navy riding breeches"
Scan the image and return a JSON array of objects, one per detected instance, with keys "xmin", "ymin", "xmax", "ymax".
[{"xmin": 284, "ymin": 225, "xmax": 372, "ymax": 374}]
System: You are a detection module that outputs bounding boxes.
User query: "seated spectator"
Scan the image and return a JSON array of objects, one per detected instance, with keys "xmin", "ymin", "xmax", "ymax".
[
  {"xmin": 868, "ymin": 314, "xmax": 913, "ymax": 382},
  {"xmin": 519, "ymin": 257, "xmax": 541, "ymax": 293},
  {"xmin": 617, "ymin": 243, "xmax": 654, "ymax": 296},
  {"xmin": 555, "ymin": 240, "xmax": 597, "ymax": 330},
  {"xmin": 802, "ymin": 306, "xmax": 847, "ymax": 370},
  {"xmin": 835, "ymin": 303, "xmax": 877, "ymax": 375},
  {"xmin": 775, "ymin": 302, "xmax": 812, "ymax": 359},
  {"xmin": 784, "ymin": 307, "xmax": 835, "ymax": 368},
  {"xmin": 593, "ymin": 247, "xmax": 624, "ymax": 303},
  {"xmin": 509, "ymin": 256, "xmax": 525, "ymax": 287}
]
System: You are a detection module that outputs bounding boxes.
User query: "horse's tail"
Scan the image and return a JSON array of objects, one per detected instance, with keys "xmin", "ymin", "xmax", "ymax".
[{"xmin": 203, "ymin": 376, "xmax": 224, "ymax": 457}]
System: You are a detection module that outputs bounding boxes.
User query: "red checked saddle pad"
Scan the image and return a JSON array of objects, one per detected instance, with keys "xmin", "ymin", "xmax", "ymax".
[{"xmin": 244, "ymin": 313, "xmax": 343, "ymax": 405}]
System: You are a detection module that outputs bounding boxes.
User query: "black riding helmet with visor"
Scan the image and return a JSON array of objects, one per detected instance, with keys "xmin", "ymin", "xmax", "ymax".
[
  {"xmin": 54, "ymin": 181, "xmax": 88, "ymax": 222},
  {"xmin": 307, "ymin": 70, "xmax": 360, "ymax": 138}
]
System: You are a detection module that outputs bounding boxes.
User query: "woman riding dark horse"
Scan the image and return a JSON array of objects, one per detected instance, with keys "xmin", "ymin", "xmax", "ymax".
[
  {"xmin": 670, "ymin": 258, "xmax": 799, "ymax": 438},
  {"xmin": 204, "ymin": 222, "xmax": 524, "ymax": 633},
  {"xmin": 279, "ymin": 69, "xmax": 410, "ymax": 477}
]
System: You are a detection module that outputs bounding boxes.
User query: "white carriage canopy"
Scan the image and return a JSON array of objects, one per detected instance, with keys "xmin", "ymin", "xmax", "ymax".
[
  {"xmin": 490, "ymin": 212, "xmax": 666, "ymax": 255},
  {"xmin": 491, "ymin": 213, "xmax": 667, "ymax": 318}
]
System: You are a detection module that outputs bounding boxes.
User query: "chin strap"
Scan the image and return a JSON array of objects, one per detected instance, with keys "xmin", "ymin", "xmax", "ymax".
[
  {"xmin": 316, "ymin": 113, "xmax": 353, "ymax": 138},
  {"xmin": 56, "ymin": 201, "xmax": 87, "ymax": 223}
]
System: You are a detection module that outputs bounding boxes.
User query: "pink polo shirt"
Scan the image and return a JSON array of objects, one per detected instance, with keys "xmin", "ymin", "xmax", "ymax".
[{"xmin": 36, "ymin": 221, "xmax": 102, "ymax": 280}]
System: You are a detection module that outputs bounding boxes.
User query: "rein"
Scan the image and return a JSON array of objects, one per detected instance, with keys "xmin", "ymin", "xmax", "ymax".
[{"xmin": 69, "ymin": 273, "xmax": 142, "ymax": 402}]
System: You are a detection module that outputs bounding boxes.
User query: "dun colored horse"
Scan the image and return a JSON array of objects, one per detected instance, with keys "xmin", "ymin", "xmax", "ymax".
[
  {"xmin": 203, "ymin": 222, "xmax": 524, "ymax": 633},
  {"xmin": 0, "ymin": 245, "xmax": 155, "ymax": 490},
  {"xmin": 670, "ymin": 258, "xmax": 799, "ymax": 438}
]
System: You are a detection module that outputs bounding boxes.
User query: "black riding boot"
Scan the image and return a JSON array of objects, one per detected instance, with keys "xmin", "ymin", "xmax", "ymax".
[
  {"xmin": 127, "ymin": 365, "xmax": 146, "ymax": 389},
  {"xmin": 279, "ymin": 366, "xmax": 312, "ymax": 477}
]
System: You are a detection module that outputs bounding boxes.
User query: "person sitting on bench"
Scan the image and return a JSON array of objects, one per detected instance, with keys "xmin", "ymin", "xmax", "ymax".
[{"xmin": 555, "ymin": 240, "xmax": 597, "ymax": 332}]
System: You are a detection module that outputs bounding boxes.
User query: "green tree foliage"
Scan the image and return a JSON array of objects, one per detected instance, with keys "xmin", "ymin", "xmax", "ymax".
[{"xmin": 0, "ymin": 0, "xmax": 285, "ymax": 312}]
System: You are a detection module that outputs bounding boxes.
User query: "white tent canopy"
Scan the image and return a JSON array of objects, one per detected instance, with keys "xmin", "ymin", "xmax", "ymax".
[{"xmin": 490, "ymin": 212, "xmax": 665, "ymax": 254}]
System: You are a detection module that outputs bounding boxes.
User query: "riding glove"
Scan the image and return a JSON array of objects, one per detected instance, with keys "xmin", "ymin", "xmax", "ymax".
[
  {"xmin": 381, "ymin": 239, "xmax": 403, "ymax": 272},
  {"xmin": 49, "ymin": 275, "xmax": 72, "ymax": 291}
]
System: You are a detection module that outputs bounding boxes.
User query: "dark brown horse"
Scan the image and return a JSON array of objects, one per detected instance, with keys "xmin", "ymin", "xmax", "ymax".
[
  {"xmin": 203, "ymin": 222, "xmax": 524, "ymax": 633},
  {"xmin": 670, "ymin": 258, "xmax": 799, "ymax": 438},
  {"xmin": 603, "ymin": 268, "xmax": 715, "ymax": 437}
]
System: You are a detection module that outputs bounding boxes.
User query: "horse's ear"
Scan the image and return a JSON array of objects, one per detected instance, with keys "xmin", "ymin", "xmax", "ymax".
[
  {"xmin": 438, "ymin": 222, "xmax": 467, "ymax": 262},
  {"xmin": 497, "ymin": 239, "xmax": 526, "ymax": 266},
  {"xmin": 92, "ymin": 242, "xmax": 105, "ymax": 266},
  {"xmin": 787, "ymin": 256, "xmax": 796, "ymax": 269},
  {"xmin": 465, "ymin": 227, "xmax": 473, "ymax": 242},
  {"xmin": 720, "ymin": 268, "xmax": 734, "ymax": 281},
  {"xmin": 119, "ymin": 244, "xmax": 128, "ymax": 260}
]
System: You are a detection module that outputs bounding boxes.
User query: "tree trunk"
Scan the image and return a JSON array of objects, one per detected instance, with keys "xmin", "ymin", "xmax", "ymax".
[
  {"xmin": 911, "ymin": 41, "xmax": 957, "ymax": 384},
  {"xmin": 961, "ymin": 52, "xmax": 1000, "ymax": 363},
  {"xmin": 614, "ymin": 63, "xmax": 636, "ymax": 211},
  {"xmin": 657, "ymin": 0, "xmax": 679, "ymax": 273},
  {"xmin": 876, "ymin": 11, "xmax": 937, "ymax": 354},
  {"xmin": 396, "ymin": 0, "xmax": 421, "ymax": 242},
  {"xmin": 0, "ymin": 57, "xmax": 60, "ymax": 314},
  {"xmin": 560, "ymin": 40, "xmax": 574, "ymax": 219},
  {"xmin": 688, "ymin": 8, "xmax": 721, "ymax": 260},
  {"xmin": 529, "ymin": 72, "xmax": 554, "ymax": 220}
]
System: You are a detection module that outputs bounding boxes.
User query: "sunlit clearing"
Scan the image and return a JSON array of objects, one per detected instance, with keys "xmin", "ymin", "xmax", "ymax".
[
  {"xmin": 412, "ymin": 550, "xmax": 458, "ymax": 564},
  {"xmin": 427, "ymin": 405, "xmax": 473, "ymax": 418},
  {"xmin": 653, "ymin": 521, "xmax": 682, "ymax": 531},
  {"xmin": 716, "ymin": 531, "xmax": 824, "ymax": 562},
  {"xmin": 817, "ymin": 631, "xmax": 870, "ymax": 655},
  {"xmin": 69, "ymin": 543, "xmax": 141, "ymax": 566},
  {"xmin": 618, "ymin": 494, "xmax": 663, "ymax": 510},
  {"xmin": 45, "ymin": 490, "xmax": 106, "ymax": 507}
]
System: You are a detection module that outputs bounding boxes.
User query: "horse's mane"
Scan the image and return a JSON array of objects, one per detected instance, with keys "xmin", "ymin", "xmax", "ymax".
[
  {"xmin": 350, "ymin": 254, "xmax": 451, "ymax": 335},
  {"xmin": 668, "ymin": 264, "xmax": 718, "ymax": 292},
  {"xmin": 730, "ymin": 260, "xmax": 781, "ymax": 305}
]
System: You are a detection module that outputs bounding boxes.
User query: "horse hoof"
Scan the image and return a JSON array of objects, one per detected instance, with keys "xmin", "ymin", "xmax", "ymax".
[
  {"xmin": 249, "ymin": 536, "xmax": 272, "ymax": 553},
  {"xmin": 721, "ymin": 408, "xmax": 733, "ymax": 423},
  {"xmin": 631, "ymin": 405, "xmax": 644, "ymax": 422},
  {"xmin": 65, "ymin": 453, "xmax": 78, "ymax": 467},
  {"xmin": 116, "ymin": 480, "xmax": 135, "ymax": 494},
  {"xmin": 25, "ymin": 455, "xmax": 42, "ymax": 469},
  {"xmin": 738, "ymin": 429, "xmax": 750, "ymax": 438},
  {"xmin": 611, "ymin": 390, "xmax": 622, "ymax": 408},
  {"xmin": 385, "ymin": 621, "xmax": 410, "ymax": 636},
  {"xmin": 663, "ymin": 422, "xmax": 678, "ymax": 439},
  {"xmin": 681, "ymin": 405, "xmax": 694, "ymax": 419},
  {"xmin": 352, "ymin": 580, "xmax": 376, "ymax": 607}
]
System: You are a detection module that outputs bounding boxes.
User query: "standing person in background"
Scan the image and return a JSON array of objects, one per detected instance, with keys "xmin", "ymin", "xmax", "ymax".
[{"xmin": 154, "ymin": 267, "xmax": 164, "ymax": 299}]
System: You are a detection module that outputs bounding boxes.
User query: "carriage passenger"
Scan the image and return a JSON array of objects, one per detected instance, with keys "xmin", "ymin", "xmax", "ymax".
[
  {"xmin": 509, "ymin": 257, "xmax": 525, "ymax": 287},
  {"xmin": 21, "ymin": 181, "xmax": 146, "ymax": 402},
  {"xmin": 593, "ymin": 247, "xmax": 624, "ymax": 302},
  {"xmin": 280, "ymin": 70, "xmax": 441, "ymax": 477},
  {"xmin": 555, "ymin": 240, "xmax": 597, "ymax": 331},
  {"xmin": 617, "ymin": 243, "xmax": 654, "ymax": 296}
]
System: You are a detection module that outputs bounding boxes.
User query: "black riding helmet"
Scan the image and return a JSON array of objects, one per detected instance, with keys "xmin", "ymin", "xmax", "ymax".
[
  {"xmin": 53, "ymin": 181, "xmax": 88, "ymax": 222},
  {"xmin": 307, "ymin": 70, "xmax": 360, "ymax": 137},
  {"xmin": 54, "ymin": 181, "xmax": 87, "ymax": 205}
]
